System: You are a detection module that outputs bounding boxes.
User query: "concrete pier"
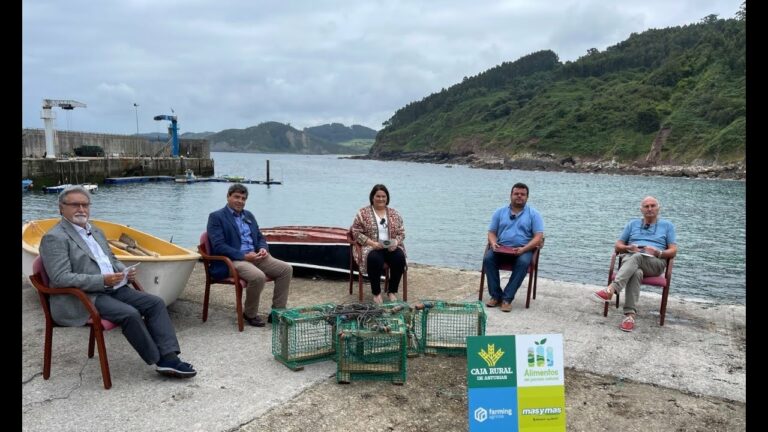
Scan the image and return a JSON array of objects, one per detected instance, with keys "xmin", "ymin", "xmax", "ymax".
[{"xmin": 22, "ymin": 128, "xmax": 215, "ymax": 189}]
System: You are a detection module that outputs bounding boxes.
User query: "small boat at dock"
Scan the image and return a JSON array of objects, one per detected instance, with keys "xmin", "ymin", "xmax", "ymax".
[
  {"xmin": 22, "ymin": 218, "xmax": 200, "ymax": 305},
  {"xmin": 174, "ymin": 169, "xmax": 197, "ymax": 183},
  {"xmin": 261, "ymin": 226, "xmax": 351, "ymax": 274},
  {"xmin": 22, "ymin": 179, "xmax": 34, "ymax": 192},
  {"xmin": 42, "ymin": 183, "xmax": 98, "ymax": 194}
]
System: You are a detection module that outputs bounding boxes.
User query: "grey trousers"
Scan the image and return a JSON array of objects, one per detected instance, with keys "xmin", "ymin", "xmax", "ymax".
[
  {"xmin": 233, "ymin": 255, "xmax": 292, "ymax": 317},
  {"xmin": 94, "ymin": 287, "xmax": 180, "ymax": 365},
  {"xmin": 611, "ymin": 253, "xmax": 666, "ymax": 315}
]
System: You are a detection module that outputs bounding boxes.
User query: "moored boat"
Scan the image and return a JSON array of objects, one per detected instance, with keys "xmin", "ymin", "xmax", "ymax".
[
  {"xmin": 22, "ymin": 179, "xmax": 34, "ymax": 192},
  {"xmin": 261, "ymin": 226, "xmax": 351, "ymax": 275},
  {"xmin": 175, "ymin": 169, "xmax": 197, "ymax": 183},
  {"xmin": 22, "ymin": 218, "xmax": 200, "ymax": 305},
  {"xmin": 42, "ymin": 183, "xmax": 99, "ymax": 194}
]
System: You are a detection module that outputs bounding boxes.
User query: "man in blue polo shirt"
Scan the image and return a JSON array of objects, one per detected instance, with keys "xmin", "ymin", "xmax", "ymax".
[
  {"xmin": 591, "ymin": 196, "xmax": 677, "ymax": 332},
  {"xmin": 483, "ymin": 183, "xmax": 545, "ymax": 312}
]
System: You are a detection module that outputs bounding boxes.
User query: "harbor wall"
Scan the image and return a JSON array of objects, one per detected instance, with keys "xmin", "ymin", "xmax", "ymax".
[
  {"xmin": 22, "ymin": 128, "xmax": 211, "ymax": 158},
  {"xmin": 21, "ymin": 129, "xmax": 215, "ymax": 188},
  {"xmin": 22, "ymin": 157, "xmax": 215, "ymax": 189}
]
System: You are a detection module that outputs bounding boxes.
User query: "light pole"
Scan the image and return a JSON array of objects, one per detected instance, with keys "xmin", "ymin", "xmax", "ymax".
[{"xmin": 133, "ymin": 103, "xmax": 139, "ymax": 135}]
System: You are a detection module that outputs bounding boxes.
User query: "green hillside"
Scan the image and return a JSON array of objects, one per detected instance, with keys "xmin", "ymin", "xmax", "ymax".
[
  {"xmin": 208, "ymin": 121, "xmax": 374, "ymax": 154},
  {"xmin": 374, "ymin": 13, "xmax": 745, "ymax": 165}
]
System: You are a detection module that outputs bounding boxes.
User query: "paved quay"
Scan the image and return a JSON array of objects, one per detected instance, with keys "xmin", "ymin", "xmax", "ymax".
[{"xmin": 21, "ymin": 262, "xmax": 746, "ymax": 431}]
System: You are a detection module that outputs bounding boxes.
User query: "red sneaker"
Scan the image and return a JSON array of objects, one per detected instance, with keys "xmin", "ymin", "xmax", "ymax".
[
  {"xmin": 619, "ymin": 315, "xmax": 635, "ymax": 332},
  {"xmin": 591, "ymin": 287, "xmax": 613, "ymax": 303}
]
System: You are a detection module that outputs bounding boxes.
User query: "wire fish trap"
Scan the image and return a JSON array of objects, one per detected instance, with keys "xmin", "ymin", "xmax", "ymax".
[
  {"xmin": 335, "ymin": 315, "xmax": 407, "ymax": 385},
  {"xmin": 271, "ymin": 303, "xmax": 337, "ymax": 371},
  {"xmin": 379, "ymin": 301, "xmax": 422, "ymax": 357},
  {"xmin": 415, "ymin": 300, "xmax": 487, "ymax": 356}
]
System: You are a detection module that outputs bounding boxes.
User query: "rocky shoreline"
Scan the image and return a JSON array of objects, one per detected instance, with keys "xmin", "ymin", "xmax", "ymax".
[{"xmin": 351, "ymin": 152, "xmax": 746, "ymax": 180}]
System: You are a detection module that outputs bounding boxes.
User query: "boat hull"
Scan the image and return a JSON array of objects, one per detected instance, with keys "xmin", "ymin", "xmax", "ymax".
[
  {"xmin": 22, "ymin": 218, "xmax": 200, "ymax": 305},
  {"xmin": 261, "ymin": 226, "xmax": 352, "ymax": 275}
]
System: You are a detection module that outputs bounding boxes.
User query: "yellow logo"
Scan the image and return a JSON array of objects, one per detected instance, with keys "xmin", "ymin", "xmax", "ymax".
[{"xmin": 478, "ymin": 343, "xmax": 505, "ymax": 367}]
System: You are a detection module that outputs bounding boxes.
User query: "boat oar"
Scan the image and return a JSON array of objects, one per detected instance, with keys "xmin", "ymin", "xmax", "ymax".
[
  {"xmin": 108, "ymin": 239, "xmax": 149, "ymax": 256},
  {"xmin": 119, "ymin": 233, "xmax": 159, "ymax": 257}
]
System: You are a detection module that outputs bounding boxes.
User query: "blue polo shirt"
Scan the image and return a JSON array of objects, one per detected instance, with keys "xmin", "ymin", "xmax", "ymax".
[
  {"xmin": 619, "ymin": 219, "xmax": 677, "ymax": 250},
  {"xmin": 488, "ymin": 204, "xmax": 544, "ymax": 247}
]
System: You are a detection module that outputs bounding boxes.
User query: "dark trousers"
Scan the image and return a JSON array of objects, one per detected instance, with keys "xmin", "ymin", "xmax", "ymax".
[
  {"xmin": 95, "ymin": 287, "xmax": 181, "ymax": 365},
  {"xmin": 366, "ymin": 248, "xmax": 406, "ymax": 295}
]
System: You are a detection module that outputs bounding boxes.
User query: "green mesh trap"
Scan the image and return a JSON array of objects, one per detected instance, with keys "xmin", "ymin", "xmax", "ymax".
[
  {"xmin": 378, "ymin": 301, "xmax": 422, "ymax": 357},
  {"xmin": 417, "ymin": 300, "xmax": 487, "ymax": 356},
  {"xmin": 335, "ymin": 315, "xmax": 407, "ymax": 384},
  {"xmin": 271, "ymin": 303, "xmax": 337, "ymax": 371}
]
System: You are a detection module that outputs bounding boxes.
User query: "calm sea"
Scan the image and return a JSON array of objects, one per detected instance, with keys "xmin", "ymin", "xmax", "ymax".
[{"xmin": 22, "ymin": 153, "xmax": 746, "ymax": 305}]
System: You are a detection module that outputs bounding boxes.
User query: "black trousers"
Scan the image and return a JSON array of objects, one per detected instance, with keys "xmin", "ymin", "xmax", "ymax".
[{"xmin": 366, "ymin": 248, "xmax": 406, "ymax": 295}]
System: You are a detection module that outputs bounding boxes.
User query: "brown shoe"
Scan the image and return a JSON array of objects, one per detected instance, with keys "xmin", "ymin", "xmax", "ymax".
[
  {"xmin": 485, "ymin": 298, "xmax": 501, "ymax": 308},
  {"xmin": 500, "ymin": 302, "xmax": 512, "ymax": 312}
]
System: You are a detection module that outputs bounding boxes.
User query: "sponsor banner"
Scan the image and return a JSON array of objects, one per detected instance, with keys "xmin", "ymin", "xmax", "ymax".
[
  {"xmin": 467, "ymin": 335, "xmax": 517, "ymax": 388},
  {"xmin": 467, "ymin": 334, "xmax": 565, "ymax": 431}
]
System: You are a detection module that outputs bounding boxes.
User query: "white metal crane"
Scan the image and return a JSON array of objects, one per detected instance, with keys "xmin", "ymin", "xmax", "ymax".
[{"xmin": 41, "ymin": 99, "xmax": 87, "ymax": 158}]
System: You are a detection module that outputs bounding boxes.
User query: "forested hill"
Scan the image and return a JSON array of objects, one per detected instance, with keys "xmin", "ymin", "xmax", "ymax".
[
  {"xmin": 373, "ymin": 13, "xmax": 745, "ymax": 166},
  {"xmin": 207, "ymin": 122, "xmax": 376, "ymax": 154}
]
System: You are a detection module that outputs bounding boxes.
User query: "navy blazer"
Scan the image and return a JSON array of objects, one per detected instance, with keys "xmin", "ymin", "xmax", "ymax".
[{"xmin": 206, "ymin": 206, "xmax": 269, "ymax": 280}]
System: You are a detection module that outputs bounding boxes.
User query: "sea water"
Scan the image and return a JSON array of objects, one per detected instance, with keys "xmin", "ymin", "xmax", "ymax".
[{"xmin": 21, "ymin": 152, "xmax": 746, "ymax": 305}]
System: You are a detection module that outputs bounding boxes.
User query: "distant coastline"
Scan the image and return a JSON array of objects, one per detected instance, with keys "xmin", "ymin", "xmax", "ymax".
[{"xmin": 351, "ymin": 152, "xmax": 745, "ymax": 180}]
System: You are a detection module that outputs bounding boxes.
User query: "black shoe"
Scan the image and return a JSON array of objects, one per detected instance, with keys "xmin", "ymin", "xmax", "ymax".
[
  {"xmin": 243, "ymin": 313, "xmax": 266, "ymax": 327},
  {"xmin": 156, "ymin": 358, "xmax": 197, "ymax": 378},
  {"xmin": 267, "ymin": 313, "xmax": 273, "ymax": 324}
]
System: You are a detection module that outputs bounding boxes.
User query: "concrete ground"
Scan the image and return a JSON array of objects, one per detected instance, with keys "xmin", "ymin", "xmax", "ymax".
[{"xmin": 21, "ymin": 263, "xmax": 745, "ymax": 431}]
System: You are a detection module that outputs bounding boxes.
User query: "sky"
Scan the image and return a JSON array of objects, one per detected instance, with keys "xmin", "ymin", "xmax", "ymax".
[{"xmin": 22, "ymin": 0, "xmax": 742, "ymax": 136}]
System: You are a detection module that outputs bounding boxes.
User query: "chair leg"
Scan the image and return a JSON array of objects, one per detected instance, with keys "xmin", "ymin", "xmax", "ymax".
[
  {"xmin": 478, "ymin": 267, "xmax": 485, "ymax": 301},
  {"xmin": 402, "ymin": 267, "xmax": 408, "ymax": 301},
  {"xmin": 235, "ymin": 285, "xmax": 244, "ymax": 332},
  {"xmin": 202, "ymin": 282, "xmax": 211, "ymax": 322},
  {"xmin": 92, "ymin": 326, "xmax": 112, "ymax": 390},
  {"xmin": 358, "ymin": 272, "xmax": 364, "ymax": 302},
  {"xmin": 43, "ymin": 322, "xmax": 53, "ymax": 380},
  {"xmin": 659, "ymin": 285, "xmax": 670, "ymax": 326},
  {"xmin": 532, "ymin": 263, "xmax": 539, "ymax": 299},
  {"xmin": 525, "ymin": 271, "xmax": 533, "ymax": 309},
  {"xmin": 603, "ymin": 301, "xmax": 609, "ymax": 317},
  {"xmin": 88, "ymin": 326, "xmax": 96, "ymax": 357},
  {"xmin": 384, "ymin": 268, "xmax": 390, "ymax": 294}
]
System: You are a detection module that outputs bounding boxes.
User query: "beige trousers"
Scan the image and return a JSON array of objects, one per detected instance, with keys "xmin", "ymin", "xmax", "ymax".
[{"xmin": 233, "ymin": 255, "xmax": 292, "ymax": 317}]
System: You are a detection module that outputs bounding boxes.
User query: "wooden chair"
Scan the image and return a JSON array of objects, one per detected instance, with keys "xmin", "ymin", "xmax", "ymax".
[
  {"xmin": 604, "ymin": 252, "xmax": 675, "ymax": 326},
  {"xmin": 478, "ymin": 240, "xmax": 543, "ymax": 308},
  {"xmin": 347, "ymin": 231, "xmax": 408, "ymax": 302},
  {"xmin": 198, "ymin": 232, "xmax": 273, "ymax": 332},
  {"xmin": 28, "ymin": 256, "xmax": 144, "ymax": 390}
]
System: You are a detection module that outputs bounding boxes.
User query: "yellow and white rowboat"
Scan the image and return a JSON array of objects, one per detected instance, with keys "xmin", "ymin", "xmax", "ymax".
[{"xmin": 22, "ymin": 218, "xmax": 199, "ymax": 305}]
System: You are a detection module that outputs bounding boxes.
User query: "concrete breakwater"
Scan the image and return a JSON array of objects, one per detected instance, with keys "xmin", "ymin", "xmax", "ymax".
[
  {"xmin": 21, "ymin": 128, "xmax": 214, "ymax": 188},
  {"xmin": 22, "ymin": 157, "xmax": 215, "ymax": 189}
]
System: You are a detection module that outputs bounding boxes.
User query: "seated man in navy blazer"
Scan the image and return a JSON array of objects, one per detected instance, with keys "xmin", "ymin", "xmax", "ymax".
[{"xmin": 206, "ymin": 183, "xmax": 293, "ymax": 327}]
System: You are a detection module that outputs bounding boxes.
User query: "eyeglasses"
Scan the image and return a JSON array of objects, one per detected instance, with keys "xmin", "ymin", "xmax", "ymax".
[{"xmin": 62, "ymin": 202, "xmax": 91, "ymax": 209}]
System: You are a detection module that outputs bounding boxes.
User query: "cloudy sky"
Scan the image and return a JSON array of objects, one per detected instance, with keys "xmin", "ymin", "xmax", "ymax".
[{"xmin": 22, "ymin": 0, "xmax": 741, "ymax": 135}]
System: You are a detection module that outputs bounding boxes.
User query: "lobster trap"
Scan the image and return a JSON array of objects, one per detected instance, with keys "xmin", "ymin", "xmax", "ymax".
[
  {"xmin": 417, "ymin": 300, "xmax": 486, "ymax": 356},
  {"xmin": 335, "ymin": 315, "xmax": 407, "ymax": 384},
  {"xmin": 271, "ymin": 303, "xmax": 337, "ymax": 371},
  {"xmin": 378, "ymin": 301, "xmax": 422, "ymax": 357}
]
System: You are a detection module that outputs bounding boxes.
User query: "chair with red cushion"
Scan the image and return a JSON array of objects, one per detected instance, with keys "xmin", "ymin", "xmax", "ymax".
[
  {"xmin": 347, "ymin": 230, "xmax": 408, "ymax": 302},
  {"xmin": 604, "ymin": 252, "xmax": 675, "ymax": 326},
  {"xmin": 198, "ymin": 232, "xmax": 273, "ymax": 332},
  {"xmin": 29, "ymin": 256, "xmax": 144, "ymax": 390},
  {"xmin": 478, "ymin": 239, "xmax": 543, "ymax": 308}
]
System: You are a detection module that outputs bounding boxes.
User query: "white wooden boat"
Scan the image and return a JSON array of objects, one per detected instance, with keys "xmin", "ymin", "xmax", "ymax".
[{"xmin": 22, "ymin": 218, "xmax": 200, "ymax": 305}]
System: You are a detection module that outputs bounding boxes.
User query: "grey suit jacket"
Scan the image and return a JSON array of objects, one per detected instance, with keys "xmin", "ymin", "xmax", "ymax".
[{"xmin": 39, "ymin": 219, "xmax": 126, "ymax": 326}]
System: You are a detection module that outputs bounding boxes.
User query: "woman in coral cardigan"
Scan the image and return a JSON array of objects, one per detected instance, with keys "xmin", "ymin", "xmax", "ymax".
[{"xmin": 350, "ymin": 184, "xmax": 406, "ymax": 304}]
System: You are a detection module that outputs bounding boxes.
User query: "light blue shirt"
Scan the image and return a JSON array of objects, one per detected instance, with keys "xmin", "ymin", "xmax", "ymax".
[
  {"xmin": 488, "ymin": 204, "xmax": 544, "ymax": 247},
  {"xmin": 230, "ymin": 208, "xmax": 255, "ymax": 253},
  {"xmin": 619, "ymin": 219, "xmax": 677, "ymax": 250}
]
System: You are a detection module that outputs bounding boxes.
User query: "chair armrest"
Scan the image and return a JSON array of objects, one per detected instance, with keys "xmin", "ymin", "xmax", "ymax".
[
  {"xmin": 30, "ymin": 275, "xmax": 106, "ymax": 327},
  {"xmin": 198, "ymin": 250, "xmax": 240, "ymax": 279}
]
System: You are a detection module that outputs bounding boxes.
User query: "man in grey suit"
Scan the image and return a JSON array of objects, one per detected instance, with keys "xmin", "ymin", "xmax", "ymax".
[{"xmin": 39, "ymin": 186, "xmax": 196, "ymax": 378}]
